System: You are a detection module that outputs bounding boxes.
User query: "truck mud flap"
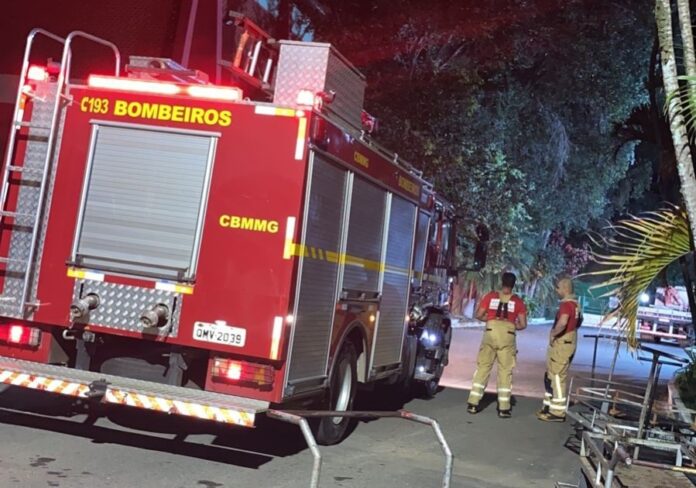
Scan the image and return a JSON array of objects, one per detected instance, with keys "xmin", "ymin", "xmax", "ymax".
[
  {"xmin": 269, "ymin": 409, "xmax": 453, "ymax": 488},
  {"xmin": 0, "ymin": 356, "xmax": 267, "ymax": 427}
]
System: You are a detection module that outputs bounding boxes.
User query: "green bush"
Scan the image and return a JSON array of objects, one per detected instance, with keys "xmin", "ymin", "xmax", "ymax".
[{"xmin": 676, "ymin": 350, "xmax": 696, "ymax": 410}]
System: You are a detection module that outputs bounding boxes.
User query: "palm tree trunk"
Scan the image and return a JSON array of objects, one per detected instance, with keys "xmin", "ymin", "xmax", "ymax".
[
  {"xmin": 677, "ymin": 0, "xmax": 696, "ymax": 79},
  {"xmin": 656, "ymin": 0, "xmax": 696, "ymax": 241}
]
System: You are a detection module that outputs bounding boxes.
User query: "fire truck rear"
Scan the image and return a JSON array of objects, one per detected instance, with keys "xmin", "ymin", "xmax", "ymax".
[{"xmin": 0, "ymin": 18, "xmax": 485, "ymax": 445}]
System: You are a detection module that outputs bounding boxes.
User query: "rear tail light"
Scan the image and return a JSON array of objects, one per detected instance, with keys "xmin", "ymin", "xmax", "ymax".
[
  {"xmin": 212, "ymin": 358, "xmax": 274, "ymax": 388},
  {"xmin": 0, "ymin": 324, "xmax": 41, "ymax": 347}
]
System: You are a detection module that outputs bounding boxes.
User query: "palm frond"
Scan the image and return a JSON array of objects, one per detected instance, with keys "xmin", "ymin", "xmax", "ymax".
[
  {"xmin": 669, "ymin": 77, "xmax": 696, "ymax": 143},
  {"xmin": 582, "ymin": 207, "xmax": 692, "ymax": 347}
]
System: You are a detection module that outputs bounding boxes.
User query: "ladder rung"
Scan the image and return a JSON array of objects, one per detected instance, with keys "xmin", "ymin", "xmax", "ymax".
[
  {"xmin": 0, "ymin": 211, "xmax": 33, "ymax": 220},
  {"xmin": 0, "ymin": 257, "xmax": 27, "ymax": 266},
  {"xmin": 14, "ymin": 121, "xmax": 51, "ymax": 130},
  {"xmin": 7, "ymin": 165, "xmax": 43, "ymax": 174}
]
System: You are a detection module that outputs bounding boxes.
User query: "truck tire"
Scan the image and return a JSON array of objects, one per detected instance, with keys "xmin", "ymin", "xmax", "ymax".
[
  {"xmin": 314, "ymin": 341, "xmax": 358, "ymax": 446},
  {"xmin": 416, "ymin": 318, "xmax": 451, "ymax": 399}
]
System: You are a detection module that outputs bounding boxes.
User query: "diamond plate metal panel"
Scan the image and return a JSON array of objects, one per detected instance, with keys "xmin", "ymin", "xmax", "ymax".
[
  {"xmin": 72, "ymin": 280, "xmax": 181, "ymax": 338},
  {"xmin": 0, "ymin": 81, "xmax": 65, "ymax": 318},
  {"xmin": 273, "ymin": 41, "xmax": 366, "ymax": 129}
]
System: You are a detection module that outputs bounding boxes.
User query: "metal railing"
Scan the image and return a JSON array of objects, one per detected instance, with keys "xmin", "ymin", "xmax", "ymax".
[{"xmin": 267, "ymin": 409, "xmax": 453, "ymax": 488}]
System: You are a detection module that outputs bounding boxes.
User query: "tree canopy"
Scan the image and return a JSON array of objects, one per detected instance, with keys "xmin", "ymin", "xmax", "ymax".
[{"xmin": 268, "ymin": 0, "xmax": 655, "ymax": 305}]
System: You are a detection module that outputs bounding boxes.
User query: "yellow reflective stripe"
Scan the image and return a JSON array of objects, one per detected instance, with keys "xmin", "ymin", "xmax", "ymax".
[
  {"xmin": 155, "ymin": 282, "xmax": 194, "ymax": 295},
  {"xmin": 67, "ymin": 268, "xmax": 104, "ymax": 282},
  {"xmin": 283, "ymin": 243, "xmax": 412, "ymax": 277},
  {"xmin": 254, "ymin": 105, "xmax": 296, "ymax": 117}
]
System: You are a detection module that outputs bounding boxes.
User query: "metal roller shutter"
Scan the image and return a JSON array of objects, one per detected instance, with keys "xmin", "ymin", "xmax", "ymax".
[
  {"xmin": 288, "ymin": 154, "xmax": 347, "ymax": 383},
  {"xmin": 342, "ymin": 177, "xmax": 386, "ymax": 292},
  {"xmin": 372, "ymin": 195, "xmax": 416, "ymax": 367},
  {"xmin": 72, "ymin": 123, "xmax": 216, "ymax": 280}
]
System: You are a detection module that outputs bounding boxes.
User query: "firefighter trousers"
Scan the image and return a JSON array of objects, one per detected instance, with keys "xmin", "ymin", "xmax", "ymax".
[
  {"xmin": 543, "ymin": 330, "xmax": 577, "ymax": 417},
  {"xmin": 467, "ymin": 323, "xmax": 516, "ymax": 411}
]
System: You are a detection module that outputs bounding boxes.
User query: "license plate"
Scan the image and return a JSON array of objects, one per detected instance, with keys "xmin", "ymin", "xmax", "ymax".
[{"xmin": 193, "ymin": 321, "xmax": 246, "ymax": 347}]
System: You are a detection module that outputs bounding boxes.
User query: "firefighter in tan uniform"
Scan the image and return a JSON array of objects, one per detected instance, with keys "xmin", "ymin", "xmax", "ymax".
[
  {"xmin": 467, "ymin": 272, "xmax": 527, "ymax": 418},
  {"xmin": 537, "ymin": 277, "xmax": 581, "ymax": 422}
]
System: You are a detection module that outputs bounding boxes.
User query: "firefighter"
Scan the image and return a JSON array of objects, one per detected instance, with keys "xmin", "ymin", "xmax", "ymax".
[
  {"xmin": 537, "ymin": 277, "xmax": 580, "ymax": 422},
  {"xmin": 467, "ymin": 272, "xmax": 527, "ymax": 418}
]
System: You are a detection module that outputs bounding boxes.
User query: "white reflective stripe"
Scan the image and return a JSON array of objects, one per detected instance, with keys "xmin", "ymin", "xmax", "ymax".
[
  {"xmin": 551, "ymin": 398, "xmax": 567, "ymax": 403},
  {"xmin": 469, "ymin": 391, "xmax": 483, "ymax": 397},
  {"xmin": 46, "ymin": 379, "xmax": 63, "ymax": 392},
  {"xmin": 543, "ymin": 400, "xmax": 551, "ymax": 406},
  {"xmin": 139, "ymin": 395, "xmax": 153, "ymax": 409},
  {"xmin": 544, "ymin": 392, "xmax": 552, "ymax": 397},
  {"xmin": 498, "ymin": 388, "xmax": 512, "ymax": 392},
  {"xmin": 473, "ymin": 383, "xmax": 486, "ymax": 389},
  {"xmin": 497, "ymin": 396, "xmax": 510, "ymax": 401},
  {"xmin": 549, "ymin": 405, "xmax": 567, "ymax": 412},
  {"xmin": 156, "ymin": 397, "xmax": 172, "ymax": 412},
  {"xmin": 554, "ymin": 375, "xmax": 562, "ymax": 397},
  {"xmin": 295, "ymin": 116, "xmax": 307, "ymax": 160},
  {"xmin": 11, "ymin": 373, "xmax": 30, "ymax": 385}
]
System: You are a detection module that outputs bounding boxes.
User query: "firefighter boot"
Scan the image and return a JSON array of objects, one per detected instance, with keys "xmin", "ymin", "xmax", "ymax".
[
  {"xmin": 537, "ymin": 373, "xmax": 553, "ymax": 417},
  {"xmin": 537, "ymin": 411, "xmax": 565, "ymax": 422}
]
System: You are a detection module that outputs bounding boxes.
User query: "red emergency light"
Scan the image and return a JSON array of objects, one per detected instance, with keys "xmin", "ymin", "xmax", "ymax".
[
  {"xmin": 27, "ymin": 65, "xmax": 49, "ymax": 82},
  {"xmin": 88, "ymin": 75, "xmax": 180, "ymax": 95},
  {"xmin": 186, "ymin": 85, "xmax": 243, "ymax": 101},
  {"xmin": 0, "ymin": 324, "xmax": 41, "ymax": 347},
  {"xmin": 211, "ymin": 358, "xmax": 274, "ymax": 388},
  {"xmin": 87, "ymin": 75, "xmax": 244, "ymax": 102}
]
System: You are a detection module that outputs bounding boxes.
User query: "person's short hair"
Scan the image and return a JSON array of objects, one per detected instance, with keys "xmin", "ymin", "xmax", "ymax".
[{"xmin": 502, "ymin": 272, "xmax": 516, "ymax": 289}]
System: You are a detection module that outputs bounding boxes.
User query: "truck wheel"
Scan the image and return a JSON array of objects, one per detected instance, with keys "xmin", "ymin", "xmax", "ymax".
[
  {"xmin": 417, "ymin": 323, "xmax": 451, "ymax": 399},
  {"xmin": 315, "ymin": 341, "xmax": 357, "ymax": 446},
  {"xmin": 418, "ymin": 370, "xmax": 442, "ymax": 398}
]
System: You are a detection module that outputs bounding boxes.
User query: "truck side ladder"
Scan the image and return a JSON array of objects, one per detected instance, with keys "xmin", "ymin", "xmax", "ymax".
[{"xmin": 0, "ymin": 29, "xmax": 120, "ymax": 317}]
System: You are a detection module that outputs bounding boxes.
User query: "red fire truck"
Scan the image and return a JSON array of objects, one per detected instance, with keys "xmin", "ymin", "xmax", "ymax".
[{"xmin": 0, "ymin": 16, "xmax": 485, "ymax": 445}]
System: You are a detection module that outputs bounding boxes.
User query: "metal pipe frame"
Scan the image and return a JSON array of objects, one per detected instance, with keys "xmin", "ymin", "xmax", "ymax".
[
  {"xmin": 276, "ymin": 409, "xmax": 453, "ymax": 488},
  {"xmin": 19, "ymin": 30, "xmax": 121, "ymax": 315},
  {"xmin": 266, "ymin": 410, "xmax": 321, "ymax": 488},
  {"xmin": 581, "ymin": 431, "xmax": 631, "ymax": 488},
  {"xmin": 0, "ymin": 29, "xmax": 65, "ymax": 234}
]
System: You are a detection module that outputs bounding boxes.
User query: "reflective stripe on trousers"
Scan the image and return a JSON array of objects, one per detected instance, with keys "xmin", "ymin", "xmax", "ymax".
[{"xmin": 542, "ymin": 330, "xmax": 577, "ymax": 416}]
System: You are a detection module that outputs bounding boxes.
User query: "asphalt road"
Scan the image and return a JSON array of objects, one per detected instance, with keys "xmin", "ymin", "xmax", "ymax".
[{"xmin": 0, "ymin": 324, "xmax": 684, "ymax": 488}]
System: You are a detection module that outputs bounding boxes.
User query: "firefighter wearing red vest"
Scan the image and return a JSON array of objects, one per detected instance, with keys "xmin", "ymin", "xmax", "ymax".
[
  {"xmin": 537, "ymin": 277, "xmax": 580, "ymax": 422},
  {"xmin": 467, "ymin": 272, "xmax": 527, "ymax": 418}
]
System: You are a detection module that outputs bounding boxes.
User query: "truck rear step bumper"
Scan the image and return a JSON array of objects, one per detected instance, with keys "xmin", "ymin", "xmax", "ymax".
[{"xmin": 0, "ymin": 356, "xmax": 268, "ymax": 427}]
